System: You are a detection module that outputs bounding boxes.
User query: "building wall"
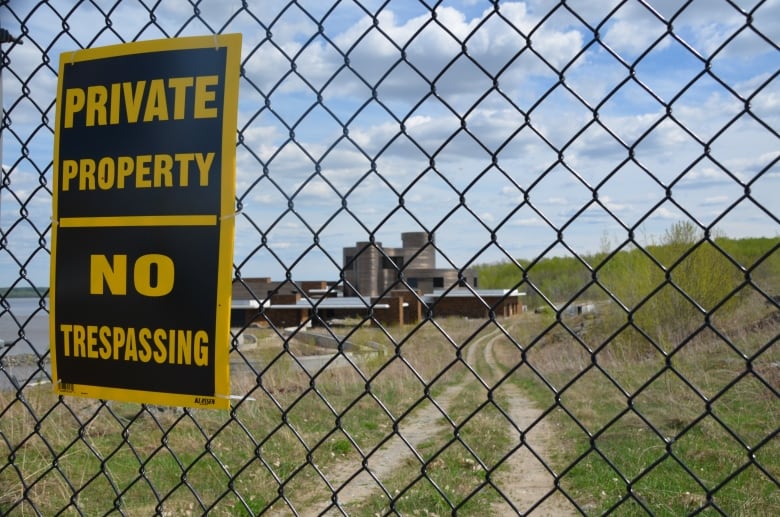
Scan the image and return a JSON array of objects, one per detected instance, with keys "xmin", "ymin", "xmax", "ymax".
[
  {"xmin": 231, "ymin": 232, "xmax": 493, "ymax": 326},
  {"xmin": 402, "ymin": 231, "xmax": 435, "ymax": 269},
  {"xmin": 262, "ymin": 308, "xmax": 308, "ymax": 328},
  {"xmin": 232, "ymin": 277, "xmax": 273, "ymax": 301},
  {"xmin": 300, "ymin": 281, "xmax": 331, "ymax": 293},
  {"xmin": 232, "ymin": 290, "xmax": 521, "ymax": 329},
  {"xmin": 372, "ymin": 295, "xmax": 404, "ymax": 327},
  {"xmin": 233, "ymin": 278, "xmax": 336, "ymax": 302},
  {"xmin": 343, "ymin": 241, "xmax": 380, "ymax": 297},
  {"xmin": 343, "ymin": 232, "xmax": 477, "ymax": 297},
  {"xmin": 391, "ymin": 289, "xmax": 423, "ymax": 325},
  {"xmin": 404, "ymin": 269, "xmax": 478, "ymax": 293},
  {"xmin": 256, "ymin": 294, "xmax": 308, "ymax": 328},
  {"xmin": 430, "ymin": 295, "xmax": 520, "ymax": 319}
]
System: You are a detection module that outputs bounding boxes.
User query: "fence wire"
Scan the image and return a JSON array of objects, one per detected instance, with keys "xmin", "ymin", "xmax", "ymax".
[{"xmin": 1, "ymin": 0, "xmax": 779, "ymax": 515}]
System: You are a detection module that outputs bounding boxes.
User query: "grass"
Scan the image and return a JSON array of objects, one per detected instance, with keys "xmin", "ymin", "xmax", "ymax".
[
  {"xmin": 511, "ymin": 292, "xmax": 780, "ymax": 516},
  {"xmin": 1, "ymin": 290, "xmax": 778, "ymax": 515},
  {"xmin": 344, "ymin": 377, "xmax": 512, "ymax": 515}
]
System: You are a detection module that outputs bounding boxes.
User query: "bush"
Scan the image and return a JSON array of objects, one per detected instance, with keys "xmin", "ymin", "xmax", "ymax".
[{"xmin": 476, "ymin": 222, "xmax": 779, "ymax": 350}]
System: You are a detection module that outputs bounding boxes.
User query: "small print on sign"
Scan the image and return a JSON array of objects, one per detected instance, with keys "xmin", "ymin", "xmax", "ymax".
[{"xmin": 50, "ymin": 34, "xmax": 241, "ymax": 410}]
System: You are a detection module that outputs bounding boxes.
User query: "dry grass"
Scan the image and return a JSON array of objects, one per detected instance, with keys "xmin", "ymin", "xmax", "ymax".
[
  {"xmin": 1, "ymin": 291, "xmax": 777, "ymax": 515},
  {"xmin": 512, "ymin": 291, "xmax": 779, "ymax": 515}
]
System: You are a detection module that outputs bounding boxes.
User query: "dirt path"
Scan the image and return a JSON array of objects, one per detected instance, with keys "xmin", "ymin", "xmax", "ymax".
[
  {"xmin": 482, "ymin": 337, "xmax": 577, "ymax": 516},
  {"xmin": 312, "ymin": 327, "xmax": 574, "ymax": 515},
  {"xmin": 314, "ymin": 384, "xmax": 463, "ymax": 515}
]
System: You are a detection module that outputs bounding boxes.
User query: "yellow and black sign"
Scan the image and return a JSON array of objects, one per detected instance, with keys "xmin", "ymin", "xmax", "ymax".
[{"xmin": 50, "ymin": 34, "xmax": 241, "ymax": 409}]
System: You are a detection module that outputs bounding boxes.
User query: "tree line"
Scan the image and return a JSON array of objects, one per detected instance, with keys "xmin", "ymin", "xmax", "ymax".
[{"xmin": 475, "ymin": 222, "xmax": 779, "ymax": 346}]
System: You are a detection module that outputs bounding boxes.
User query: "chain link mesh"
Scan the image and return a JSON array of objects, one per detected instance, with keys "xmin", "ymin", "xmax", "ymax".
[{"xmin": 1, "ymin": 0, "xmax": 778, "ymax": 515}]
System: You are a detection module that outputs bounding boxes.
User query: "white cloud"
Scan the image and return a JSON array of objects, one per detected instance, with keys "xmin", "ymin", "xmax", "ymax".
[
  {"xmin": 599, "ymin": 0, "xmax": 774, "ymax": 60},
  {"xmin": 600, "ymin": 195, "xmax": 628, "ymax": 212},
  {"xmin": 701, "ymin": 195, "xmax": 730, "ymax": 207},
  {"xmin": 0, "ymin": 0, "xmax": 777, "ymax": 285},
  {"xmin": 652, "ymin": 206, "xmax": 683, "ymax": 221},
  {"xmin": 510, "ymin": 217, "xmax": 546, "ymax": 227}
]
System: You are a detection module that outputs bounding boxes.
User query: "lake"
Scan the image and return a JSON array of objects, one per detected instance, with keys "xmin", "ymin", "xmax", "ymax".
[
  {"xmin": 0, "ymin": 298, "xmax": 50, "ymax": 390},
  {"xmin": 1, "ymin": 297, "xmax": 50, "ymax": 357}
]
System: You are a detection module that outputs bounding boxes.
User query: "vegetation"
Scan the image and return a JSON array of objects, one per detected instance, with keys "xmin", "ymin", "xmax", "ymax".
[
  {"xmin": 474, "ymin": 222, "xmax": 780, "ymax": 514},
  {"xmin": 506, "ymin": 292, "xmax": 779, "ymax": 515},
  {"xmin": 476, "ymin": 223, "xmax": 779, "ymax": 338},
  {"xmin": 0, "ymin": 223, "xmax": 777, "ymax": 515}
]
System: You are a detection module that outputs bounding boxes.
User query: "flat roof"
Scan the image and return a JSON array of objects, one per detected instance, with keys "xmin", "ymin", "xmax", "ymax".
[
  {"xmin": 232, "ymin": 289, "xmax": 524, "ymax": 310},
  {"xmin": 242, "ymin": 296, "xmax": 390, "ymax": 310},
  {"xmin": 231, "ymin": 299, "xmax": 262, "ymax": 309},
  {"xmin": 424, "ymin": 289, "xmax": 526, "ymax": 299}
]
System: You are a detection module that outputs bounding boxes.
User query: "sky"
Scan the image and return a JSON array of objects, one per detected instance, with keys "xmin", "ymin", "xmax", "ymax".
[{"xmin": 1, "ymin": 0, "xmax": 778, "ymax": 289}]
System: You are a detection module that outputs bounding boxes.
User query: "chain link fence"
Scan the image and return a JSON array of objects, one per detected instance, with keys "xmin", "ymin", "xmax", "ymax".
[{"xmin": 1, "ymin": 0, "xmax": 778, "ymax": 515}]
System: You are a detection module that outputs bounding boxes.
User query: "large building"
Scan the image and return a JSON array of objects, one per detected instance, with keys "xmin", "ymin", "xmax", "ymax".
[
  {"xmin": 342, "ymin": 232, "xmax": 478, "ymax": 297},
  {"xmin": 231, "ymin": 232, "xmax": 523, "ymax": 329}
]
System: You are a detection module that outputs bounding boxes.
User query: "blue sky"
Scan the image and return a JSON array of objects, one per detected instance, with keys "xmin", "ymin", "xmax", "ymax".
[{"xmin": 1, "ymin": 0, "xmax": 778, "ymax": 288}]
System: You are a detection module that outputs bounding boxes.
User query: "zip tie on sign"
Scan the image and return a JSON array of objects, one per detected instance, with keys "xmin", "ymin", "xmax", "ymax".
[
  {"xmin": 217, "ymin": 393, "xmax": 256, "ymax": 402},
  {"xmin": 220, "ymin": 210, "xmax": 241, "ymax": 220}
]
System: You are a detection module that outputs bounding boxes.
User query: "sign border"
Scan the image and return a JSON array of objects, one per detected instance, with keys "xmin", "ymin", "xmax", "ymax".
[{"xmin": 50, "ymin": 34, "xmax": 241, "ymax": 409}]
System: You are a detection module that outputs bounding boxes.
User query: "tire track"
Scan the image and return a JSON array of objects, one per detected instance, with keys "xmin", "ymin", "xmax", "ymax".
[
  {"xmin": 483, "ymin": 336, "xmax": 576, "ymax": 515},
  {"xmin": 315, "ymin": 384, "xmax": 463, "ymax": 515},
  {"xmin": 315, "ymin": 330, "xmax": 498, "ymax": 514},
  {"xmin": 313, "ymin": 326, "xmax": 575, "ymax": 515}
]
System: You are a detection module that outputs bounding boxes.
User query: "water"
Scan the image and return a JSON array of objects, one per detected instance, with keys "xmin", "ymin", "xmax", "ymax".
[
  {"xmin": 0, "ymin": 297, "xmax": 50, "ymax": 356},
  {"xmin": 1, "ymin": 298, "xmax": 51, "ymax": 390}
]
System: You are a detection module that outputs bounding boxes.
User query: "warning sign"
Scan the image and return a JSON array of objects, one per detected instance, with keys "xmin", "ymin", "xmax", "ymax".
[{"xmin": 50, "ymin": 34, "xmax": 241, "ymax": 409}]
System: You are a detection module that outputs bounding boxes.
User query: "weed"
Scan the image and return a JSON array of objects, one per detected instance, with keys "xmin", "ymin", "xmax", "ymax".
[{"xmin": 2, "ymin": 231, "xmax": 777, "ymax": 514}]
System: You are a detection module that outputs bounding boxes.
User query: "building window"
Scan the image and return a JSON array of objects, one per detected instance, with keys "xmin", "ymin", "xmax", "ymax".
[
  {"xmin": 433, "ymin": 277, "xmax": 444, "ymax": 288},
  {"xmin": 345, "ymin": 256, "xmax": 354, "ymax": 269},
  {"xmin": 382, "ymin": 256, "xmax": 404, "ymax": 269},
  {"xmin": 408, "ymin": 278, "xmax": 418, "ymax": 288}
]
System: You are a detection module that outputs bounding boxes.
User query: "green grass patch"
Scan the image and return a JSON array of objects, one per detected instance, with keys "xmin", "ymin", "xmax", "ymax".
[
  {"xmin": 1, "ymin": 261, "xmax": 777, "ymax": 516},
  {"xmin": 510, "ymin": 295, "xmax": 780, "ymax": 516}
]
